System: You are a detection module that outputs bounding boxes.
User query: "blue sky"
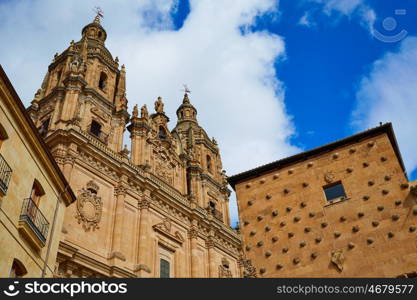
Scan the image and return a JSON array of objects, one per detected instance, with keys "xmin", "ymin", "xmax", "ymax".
[{"xmin": 1, "ymin": 0, "xmax": 417, "ymax": 226}]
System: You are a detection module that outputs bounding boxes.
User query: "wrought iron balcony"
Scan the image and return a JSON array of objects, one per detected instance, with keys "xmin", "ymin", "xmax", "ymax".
[
  {"xmin": 0, "ymin": 153, "xmax": 12, "ymax": 195},
  {"xmin": 206, "ymin": 206, "xmax": 223, "ymax": 222},
  {"xmin": 18, "ymin": 198, "xmax": 49, "ymax": 249},
  {"xmin": 87, "ymin": 124, "xmax": 108, "ymax": 144}
]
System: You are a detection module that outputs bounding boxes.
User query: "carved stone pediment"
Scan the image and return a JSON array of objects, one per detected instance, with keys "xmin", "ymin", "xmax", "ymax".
[{"xmin": 152, "ymin": 217, "xmax": 184, "ymax": 245}]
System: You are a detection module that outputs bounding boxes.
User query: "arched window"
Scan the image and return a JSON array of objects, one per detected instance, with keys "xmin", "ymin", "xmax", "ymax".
[
  {"xmin": 30, "ymin": 179, "xmax": 45, "ymax": 206},
  {"xmin": 9, "ymin": 259, "xmax": 27, "ymax": 278},
  {"xmin": 206, "ymin": 155, "xmax": 212, "ymax": 173},
  {"xmin": 98, "ymin": 72, "xmax": 107, "ymax": 91},
  {"xmin": 158, "ymin": 126, "xmax": 167, "ymax": 139}
]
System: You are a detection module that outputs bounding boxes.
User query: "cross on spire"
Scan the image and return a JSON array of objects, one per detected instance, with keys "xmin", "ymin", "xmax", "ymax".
[
  {"xmin": 182, "ymin": 84, "xmax": 191, "ymax": 95},
  {"xmin": 93, "ymin": 6, "xmax": 104, "ymax": 23}
]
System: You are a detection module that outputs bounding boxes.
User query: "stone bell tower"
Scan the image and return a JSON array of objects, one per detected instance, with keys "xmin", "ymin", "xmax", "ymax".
[
  {"xmin": 27, "ymin": 14, "xmax": 129, "ymax": 154},
  {"xmin": 27, "ymin": 13, "xmax": 242, "ymax": 278}
]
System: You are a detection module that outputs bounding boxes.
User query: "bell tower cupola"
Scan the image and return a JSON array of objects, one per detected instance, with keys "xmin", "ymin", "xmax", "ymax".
[
  {"xmin": 81, "ymin": 14, "xmax": 107, "ymax": 44},
  {"xmin": 176, "ymin": 92, "xmax": 198, "ymax": 125},
  {"xmin": 27, "ymin": 11, "xmax": 129, "ymax": 154}
]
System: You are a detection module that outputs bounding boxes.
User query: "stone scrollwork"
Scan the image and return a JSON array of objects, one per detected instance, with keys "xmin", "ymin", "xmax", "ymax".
[
  {"xmin": 240, "ymin": 258, "xmax": 257, "ymax": 278},
  {"xmin": 152, "ymin": 217, "xmax": 184, "ymax": 245},
  {"xmin": 218, "ymin": 257, "xmax": 232, "ymax": 278},
  {"xmin": 75, "ymin": 180, "xmax": 102, "ymax": 231}
]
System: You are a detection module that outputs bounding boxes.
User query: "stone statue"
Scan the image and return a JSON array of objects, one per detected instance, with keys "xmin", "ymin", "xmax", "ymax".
[
  {"xmin": 69, "ymin": 55, "xmax": 85, "ymax": 75},
  {"xmin": 69, "ymin": 40, "xmax": 75, "ymax": 51},
  {"xmin": 141, "ymin": 104, "xmax": 149, "ymax": 119},
  {"xmin": 132, "ymin": 104, "xmax": 139, "ymax": 118},
  {"xmin": 154, "ymin": 96, "xmax": 164, "ymax": 113}
]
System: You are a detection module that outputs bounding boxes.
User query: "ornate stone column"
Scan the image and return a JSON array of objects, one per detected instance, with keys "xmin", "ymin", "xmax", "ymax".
[
  {"xmin": 63, "ymin": 155, "xmax": 75, "ymax": 182},
  {"xmin": 206, "ymin": 236, "xmax": 217, "ymax": 278},
  {"xmin": 110, "ymin": 183, "xmax": 127, "ymax": 262},
  {"xmin": 135, "ymin": 189, "xmax": 152, "ymax": 277},
  {"xmin": 188, "ymin": 224, "xmax": 199, "ymax": 278}
]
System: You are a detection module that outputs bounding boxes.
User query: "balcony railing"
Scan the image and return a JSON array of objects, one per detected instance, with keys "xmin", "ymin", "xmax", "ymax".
[
  {"xmin": 19, "ymin": 198, "xmax": 49, "ymax": 246},
  {"xmin": 87, "ymin": 125, "xmax": 108, "ymax": 144},
  {"xmin": 0, "ymin": 153, "xmax": 12, "ymax": 195},
  {"xmin": 207, "ymin": 206, "xmax": 223, "ymax": 222}
]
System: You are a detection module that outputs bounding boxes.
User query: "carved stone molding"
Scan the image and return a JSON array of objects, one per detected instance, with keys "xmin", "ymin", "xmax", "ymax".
[
  {"xmin": 114, "ymin": 185, "xmax": 127, "ymax": 197},
  {"xmin": 205, "ymin": 237, "xmax": 215, "ymax": 249},
  {"xmin": 133, "ymin": 264, "xmax": 151, "ymax": 273},
  {"xmin": 64, "ymin": 155, "xmax": 76, "ymax": 165},
  {"xmin": 138, "ymin": 199, "xmax": 151, "ymax": 210},
  {"xmin": 152, "ymin": 217, "xmax": 184, "ymax": 245},
  {"xmin": 188, "ymin": 227, "xmax": 199, "ymax": 240},
  {"xmin": 218, "ymin": 257, "xmax": 232, "ymax": 278},
  {"xmin": 75, "ymin": 181, "xmax": 102, "ymax": 231},
  {"xmin": 239, "ymin": 258, "xmax": 257, "ymax": 278},
  {"xmin": 109, "ymin": 251, "xmax": 126, "ymax": 262}
]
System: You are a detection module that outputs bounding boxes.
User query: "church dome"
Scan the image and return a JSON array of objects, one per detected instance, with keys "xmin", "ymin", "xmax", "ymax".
[{"xmin": 81, "ymin": 15, "xmax": 107, "ymax": 44}]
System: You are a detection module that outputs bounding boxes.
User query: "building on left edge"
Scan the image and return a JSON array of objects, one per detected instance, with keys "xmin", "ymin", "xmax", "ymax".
[{"xmin": 0, "ymin": 65, "xmax": 76, "ymax": 278}]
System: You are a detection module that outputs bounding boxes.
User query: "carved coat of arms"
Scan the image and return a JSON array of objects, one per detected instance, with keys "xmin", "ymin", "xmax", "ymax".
[{"xmin": 75, "ymin": 181, "xmax": 103, "ymax": 231}]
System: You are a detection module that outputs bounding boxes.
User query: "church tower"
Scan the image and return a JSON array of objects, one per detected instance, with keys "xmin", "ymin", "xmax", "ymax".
[{"xmin": 27, "ymin": 14, "xmax": 242, "ymax": 278}]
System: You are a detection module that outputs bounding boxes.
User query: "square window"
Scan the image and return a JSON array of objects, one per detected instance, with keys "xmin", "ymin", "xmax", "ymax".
[
  {"xmin": 323, "ymin": 182, "xmax": 346, "ymax": 201},
  {"xmin": 160, "ymin": 259, "xmax": 170, "ymax": 278}
]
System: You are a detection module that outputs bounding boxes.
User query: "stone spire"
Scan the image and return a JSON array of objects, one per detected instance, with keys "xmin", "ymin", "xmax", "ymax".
[{"xmin": 176, "ymin": 92, "xmax": 198, "ymax": 124}]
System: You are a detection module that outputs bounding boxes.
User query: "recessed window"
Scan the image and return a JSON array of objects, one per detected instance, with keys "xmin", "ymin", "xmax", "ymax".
[
  {"xmin": 158, "ymin": 126, "xmax": 166, "ymax": 139},
  {"xmin": 90, "ymin": 120, "xmax": 102, "ymax": 137},
  {"xmin": 206, "ymin": 155, "xmax": 212, "ymax": 173},
  {"xmin": 160, "ymin": 259, "xmax": 170, "ymax": 278},
  {"xmin": 323, "ymin": 182, "xmax": 346, "ymax": 201},
  {"xmin": 98, "ymin": 72, "xmax": 107, "ymax": 91}
]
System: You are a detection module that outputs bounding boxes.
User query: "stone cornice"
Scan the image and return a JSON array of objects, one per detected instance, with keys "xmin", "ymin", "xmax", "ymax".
[{"xmin": 58, "ymin": 241, "xmax": 136, "ymax": 278}]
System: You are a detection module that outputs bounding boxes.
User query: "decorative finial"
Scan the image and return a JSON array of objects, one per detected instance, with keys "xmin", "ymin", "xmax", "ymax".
[
  {"xmin": 132, "ymin": 104, "xmax": 139, "ymax": 118},
  {"xmin": 93, "ymin": 6, "xmax": 104, "ymax": 23}
]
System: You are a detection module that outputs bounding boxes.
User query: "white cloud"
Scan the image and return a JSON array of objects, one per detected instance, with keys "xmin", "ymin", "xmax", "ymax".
[
  {"xmin": 352, "ymin": 36, "xmax": 417, "ymax": 175},
  {"xmin": 318, "ymin": 0, "xmax": 364, "ymax": 16},
  {"xmin": 302, "ymin": 0, "xmax": 376, "ymax": 33},
  {"xmin": 0, "ymin": 0, "xmax": 299, "ymax": 226},
  {"xmin": 298, "ymin": 12, "xmax": 315, "ymax": 28}
]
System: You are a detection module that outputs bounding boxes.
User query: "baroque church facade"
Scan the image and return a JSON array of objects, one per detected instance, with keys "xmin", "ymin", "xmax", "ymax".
[{"xmin": 26, "ymin": 15, "xmax": 243, "ymax": 278}]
